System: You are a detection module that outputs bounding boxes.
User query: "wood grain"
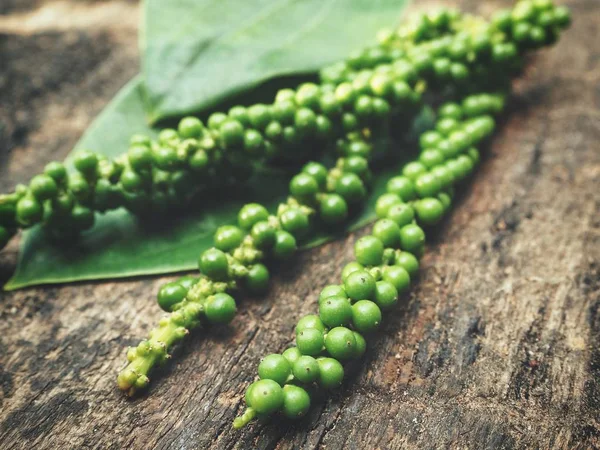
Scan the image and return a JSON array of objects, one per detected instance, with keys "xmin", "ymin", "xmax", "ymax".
[{"xmin": 0, "ymin": 0, "xmax": 598, "ymax": 449}]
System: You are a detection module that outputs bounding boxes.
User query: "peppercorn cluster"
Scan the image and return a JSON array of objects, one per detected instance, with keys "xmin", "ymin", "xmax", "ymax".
[{"xmin": 114, "ymin": 0, "xmax": 570, "ymax": 398}]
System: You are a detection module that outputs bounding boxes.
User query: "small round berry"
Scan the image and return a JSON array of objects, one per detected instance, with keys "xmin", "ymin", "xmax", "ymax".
[
  {"xmin": 229, "ymin": 106, "xmax": 250, "ymax": 126},
  {"xmin": 296, "ymin": 315, "xmax": 326, "ymax": 334},
  {"xmin": 354, "ymin": 235, "xmax": 384, "ymax": 266},
  {"xmin": 248, "ymin": 104, "xmax": 271, "ymax": 130},
  {"xmin": 157, "ymin": 281, "xmax": 187, "ymax": 312},
  {"xmin": 302, "ymin": 162, "xmax": 328, "ymax": 187},
  {"xmin": 258, "ymin": 354, "xmax": 292, "ymax": 386},
  {"xmin": 415, "ymin": 173, "xmax": 442, "ymax": 198},
  {"xmin": 290, "ymin": 173, "xmax": 319, "ymax": 200},
  {"xmin": 158, "ymin": 128, "xmax": 178, "ymax": 144},
  {"xmin": 372, "ymin": 219, "xmax": 400, "ymax": 248},
  {"xmin": 244, "ymin": 129, "xmax": 264, "ymax": 155},
  {"xmin": 280, "ymin": 208, "xmax": 309, "ymax": 238},
  {"xmin": 282, "ymin": 347, "xmax": 302, "ymax": 365},
  {"xmin": 344, "ymin": 269, "xmax": 376, "ymax": 301},
  {"xmin": 246, "ymin": 379, "xmax": 284, "ymax": 414},
  {"xmin": 153, "ymin": 146, "xmax": 179, "ymax": 171},
  {"xmin": 335, "ymin": 173, "xmax": 366, "ymax": 203},
  {"xmin": 396, "ymin": 251, "xmax": 419, "ymax": 277},
  {"xmin": 177, "ymin": 275, "xmax": 198, "ymax": 291},
  {"xmin": 400, "ymin": 224, "xmax": 426, "ymax": 253},
  {"xmin": 178, "ymin": 116, "xmax": 204, "ymax": 138},
  {"xmin": 317, "ymin": 357, "xmax": 344, "ymax": 389},
  {"xmin": 16, "ymin": 195, "xmax": 43, "ymax": 226},
  {"xmin": 353, "ymin": 331, "xmax": 367, "ymax": 358},
  {"xmin": 292, "ymin": 355, "xmax": 320, "ymax": 383},
  {"xmin": 198, "ymin": 248, "xmax": 229, "ymax": 281},
  {"xmin": 341, "ymin": 261, "xmax": 363, "ymax": 281},
  {"xmin": 420, "ymin": 131, "xmax": 443, "ymax": 150},
  {"xmin": 128, "ymin": 145, "xmax": 153, "ymax": 172},
  {"xmin": 214, "ymin": 225, "xmax": 244, "ymax": 252},
  {"xmin": 219, "ymin": 119, "xmax": 245, "ymax": 150},
  {"xmin": 273, "ymin": 230, "xmax": 297, "ymax": 259},
  {"xmin": 204, "ymin": 293, "xmax": 237, "ymax": 324},
  {"xmin": 296, "ymin": 328, "xmax": 324, "ymax": 356},
  {"xmin": 382, "ymin": 265, "xmax": 411, "ymax": 294},
  {"xmin": 44, "ymin": 161, "xmax": 67, "ymax": 184},
  {"xmin": 251, "ymin": 221, "xmax": 276, "ymax": 249},
  {"xmin": 73, "ymin": 150, "xmax": 99, "ymax": 176},
  {"xmin": 246, "ymin": 263, "xmax": 270, "ymax": 294},
  {"xmin": 294, "ymin": 108, "xmax": 317, "ymax": 137},
  {"xmin": 419, "ymin": 149, "xmax": 445, "ymax": 169},
  {"xmin": 351, "ymin": 300, "xmax": 382, "ymax": 333},
  {"xmin": 319, "ymin": 194, "xmax": 348, "ymax": 226},
  {"xmin": 282, "ymin": 385, "xmax": 311, "ymax": 419},
  {"xmin": 319, "ymin": 285, "xmax": 346, "ymax": 303},
  {"xmin": 387, "ymin": 176, "xmax": 416, "ymax": 201},
  {"xmin": 374, "ymin": 280, "xmax": 399, "ymax": 310},
  {"xmin": 325, "ymin": 327, "xmax": 357, "ymax": 360},
  {"xmin": 415, "ymin": 198, "xmax": 445, "ymax": 225},
  {"xmin": 438, "ymin": 102, "xmax": 463, "ymax": 120},
  {"xmin": 29, "ymin": 174, "xmax": 58, "ymax": 201},
  {"xmin": 402, "ymin": 161, "xmax": 427, "ymax": 181},
  {"xmin": 238, "ymin": 203, "xmax": 269, "ymax": 230},
  {"xmin": 375, "ymin": 193, "xmax": 402, "ymax": 218},
  {"xmin": 319, "ymin": 295, "xmax": 352, "ymax": 328},
  {"xmin": 386, "ymin": 203, "xmax": 415, "ymax": 227}
]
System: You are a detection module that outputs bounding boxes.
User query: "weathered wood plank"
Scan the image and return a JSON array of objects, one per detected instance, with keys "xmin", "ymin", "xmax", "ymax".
[{"xmin": 0, "ymin": 0, "xmax": 598, "ymax": 449}]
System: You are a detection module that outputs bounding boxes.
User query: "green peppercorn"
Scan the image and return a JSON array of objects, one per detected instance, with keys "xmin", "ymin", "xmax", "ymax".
[
  {"xmin": 238, "ymin": 203, "xmax": 269, "ymax": 230},
  {"xmin": 16, "ymin": 195, "xmax": 43, "ymax": 226},
  {"xmin": 178, "ymin": 117, "xmax": 204, "ymax": 138},
  {"xmin": 296, "ymin": 314, "xmax": 326, "ymax": 334},
  {"xmin": 157, "ymin": 281, "xmax": 187, "ymax": 312},
  {"xmin": 246, "ymin": 263, "xmax": 270, "ymax": 294},
  {"xmin": 374, "ymin": 280, "xmax": 399, "ymax": 310},
  {"xmin": 44, "ymin": 161, "xmax": 67, "ymax": 184},
  {"xmin": 319, "ymin": 285, "xmax": 347, "ymax": 303},
  {"xmin": 395, "ymin": 251, "xmax": 419, "ymax": 277},
  {"xmin": 325, "ymin": 327, "xmax": 356, "ymax": 360},
  {"xmin": 29, "ymin": 174, "xmax": 58, "ymax": 201},
  {"xmin": 335, "ymin": 173, "xmax": 366, "ymax": 204},
  {"xmin": 282, "ymin": 384, "xmax": 311, "ymax": 419},
  {"xmin": 317, "ymin": 357, "xmax": 344, "ymax": 389},
  {"xmin": 280, "ymin": 207, "xmax": 309, "ymax": 238},
  {"xmin": 344, "ymin": 269, "xmax": 376, "ymax": 301},
  {"xmin": 415, "ymin": 172, "xmax": 442, "ymax": 198},
  {"xmin": 354, "ymin": 235, "xmax": 384, "ymax": 266},
  {"xmin": 415, "ymin": 198, "xmax": 445, "ymax": 225},
  {"xmin": 399, "ymin": 224, "xmax": 426, "ymax": 253},
  {"xmin": 319, "ymin": 295, "xmax": 352, "ymax": 328},
  {"xmin": 247, "ymin": 379, "xmax": 284, "ymax": 414},
  {"xmin": 351, "ymin": 300, "xmax": 382, "ymax": 333},
  {"xmin": 296, "ymin": 327, "xmax": 324, "ymax": 356},
  {"xmin": 375, "ymin": 193, "xmax": 402, "ymax": 218},
  {"xmin": 319, "ymin": 194, "xmax": 348, "ymax": 225},
  {"xmin": 73, "ymin": 150, "xmax": 99, "ymax": 177},
  {"xmin": 341, "ymin": 261, "xmax": 364, "ymax": 281},
  {"xmin": 282, "ymin": 347, "xmax": 302, "ymax": 365},
  {"xmin": 204, "ymin": 292, "xmax": 237, "ymax": 324},
  {"xmin": 382, "ymin": 265, "xmax": 411, "ymax": 293},
  {"xmin": 214, "ymin": 225, "xmax": 244, "ymax": 252},
  {"xmin": 386, "ymin": 203, "xmax": 415, "ymax": 228},
  {"xmin": 292, "ymin": 355, "xmax": 320, "ymax": 383},
  {"xmin": 258, "ymin": 353, "xmax": 291, "ymax": 386},
  {"xmin": 199, "ymin": 248, "xmax": 229, "ymax": 281}
]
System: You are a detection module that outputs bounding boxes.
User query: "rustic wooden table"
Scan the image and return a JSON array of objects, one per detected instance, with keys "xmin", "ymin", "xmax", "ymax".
[{"xmin": 0, "ymin": 0, "xmax": 598, "ymax": 448}]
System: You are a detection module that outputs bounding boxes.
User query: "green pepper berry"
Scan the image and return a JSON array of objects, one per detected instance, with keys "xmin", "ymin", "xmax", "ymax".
[
  {"xmin": 199, "ymin": 248, "xmax": 229, "ymax": 281},
  {"xmin": 282, "ymin": 347, "xmax": 302, "ymax": 365},
  {"xmin": 238, "ymin": 203, "xmax": 269, "ymax": 230},
  {"xmin": 208, "ymin": 112, "xmax": 228, "ymax": 130},
  {"xmin": 280, "ymin": 208, "xmax": 309, "ymax": 238},
  {"xmin": 248, "ymin": 104, "xmax": 271, "ymax": 130},
  {"xmin": 177, "ymin": 275, "xmax": 198, "ymax": 290},
  {"xmin": 399, "ymin": 224, "xmax": 425, "ymax": 253},
  {"xmin": 438, "ymin": 103, "xmax": 463, "ymax": 120},
  {"xmin": 345, "ymin": 140, "xmax": 371, "ymax": 158},
  {"xmin": 204, "ymin": 292, "xmax": 237, "ymax": 324},
  {"xmin": 120, "ymin": 168, "xmax": 145, "ymax": 192},
  {"xmin": 247, "ymin": 379, "xmax": 284, "ymax": 414},
  {"xmin": 341, "ymin": 261, "xmax": 363, "ymax": 281},
  {"xmin": 219, "ymin": 119, "xmax": 245, "ymax": 150},
  {"xmin": 178, "ymin": 117, "xmax": 204, "ymax": 138},
  {"xmin": 319, "ymin": 295, "xmax": 352, "ymax": 328},
  {"xmin": 214, "ymin": 225, "xmax": 245, "ymax": 252},
  {"xmin": 382, "ymin": 265, "xmax": 411, "ymax": 294},
  {"xmin": 157, "ymin": 281, "xmax": 187, "ymax": 312},
  {"xmin": 415, "ymin": 198, "xmax": 445, "ymax": 225},
  {"xmin": 319, "ymin": 285, "xmax": 346, "ymax": 303},
  {"xmin": 153, "ymin": 146, "xmax": 179, "ymax": 171},
  {"xmin": 372, "ymin": 219, "xmax": 400, "ymax": 248},
  {"xmin": 70, "ymin": 204, "xmax": 95, "ymax": 231},
  {"xmin": 290, "ymin": 173, "xmax": 319, "ymax": 200},
  {"xmin": 158, "ymin": 129, "xmax": 178, "ymax": 145},
  {"xmin": 374, "ymin": 280, "xmax": 399, "ymax": 310},
  {"xmin": 419, "ymin": 149, "xmax": 445, "ymax": 169},
  {"xmin": 295, "ymin": 83, "xmax": 321, "ymax": 109},
  {"xmin": 16, "ymin": 195, "xmax": 43, "ymax": 226},
  {"xmin": 324, "ymin": 327, "xmax": 357, "ymax": 360},
  {"xmin": 282, "ymin": 385, "xmax": 311, "ymax": 419},
  {"xmin": 387, "ymin": 176, "xmax": 416, "ymax": 201},
  {"xmin": 351, "ymin": 300, "xmax": 382, "ymax": 333},
  {"xmin": 250, "ymin": 221, "xmax": 276, "ymax": 249},
  {"xmin": 386, "ymin": 203, "xmax": 415, "ymax": 228},
  {"xmin": 29, "ymin": 174, "xmax": 58, "ymax": 201},
  {"xmin": 335, "ymin": 173, "xmax": 366, "ymax": 204},
  {"xmin": 302, "ymin": 162, "xmax": 328, "ymax": 187},
  {"xmin": 246, "ymin": 263, "xmax": 270, "ymax": 294},
  {"xmin": 296, "ymin": 327, "xmax": 324, "ymax": 356},
  {"xmin": 44, "ymin": 161, "xmax": 67, "ymax": 184},
  {"xmin": 344, "ymin": 269, "xmax": 376, "ymax": 301},
  {"xmin": 243, "ymin": 129, "xmax": 264, "ymax": 155},
  {"xmin": 273, "ymin": 230, "xmax": 297, "ymax": 259},
  {"xmin": 73, "ymin": 150, "xmax": 99, "ymax": 177},
  {"xmin": 431, "ymin": 165, "xmax": 454, "ymax": 189},
  {"xmin": 258, "ymin": 353, "xmax": 292, "ymax": 386},
  {"xmin": 319, "ymin": 194, "xmax": 348, "ymax": 226},
  {"xmin": 415, "ymin": 172, "xmax": 442, "ymax": 198},
  {"xmin": 402, "ymin": 161, "xmax": 427, "ymax": 183},
  {"xmin": 395, "ymin": 251, "xmax": 419, "ymax": 277},
  {"xmin": 292, "ymin": 355, "xmax": 320, "ymax": 383},
  {"xmin": 317, "ymin": 357, "xmax": 344, "ymax": 389},
  {"xmin": 354, "ymin": 235, "xmax": 384, "ymax": 266}
]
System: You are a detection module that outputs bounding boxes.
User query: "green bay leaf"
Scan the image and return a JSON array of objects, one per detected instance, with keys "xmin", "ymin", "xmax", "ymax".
[{"xmin": 142, "ymin": 0, "xmax": 410, "ymax": 123}]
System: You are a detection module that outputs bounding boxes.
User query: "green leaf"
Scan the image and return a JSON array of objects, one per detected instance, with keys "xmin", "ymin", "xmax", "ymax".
[{"xmin": 142, "ymin": 0, "xmax": 410, "ymax": 123}]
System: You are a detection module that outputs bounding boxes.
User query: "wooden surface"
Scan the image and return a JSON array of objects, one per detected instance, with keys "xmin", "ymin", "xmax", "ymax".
[{"xmin": 1, "ymin": 0, "xmax": 599, "ymax": 449}]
